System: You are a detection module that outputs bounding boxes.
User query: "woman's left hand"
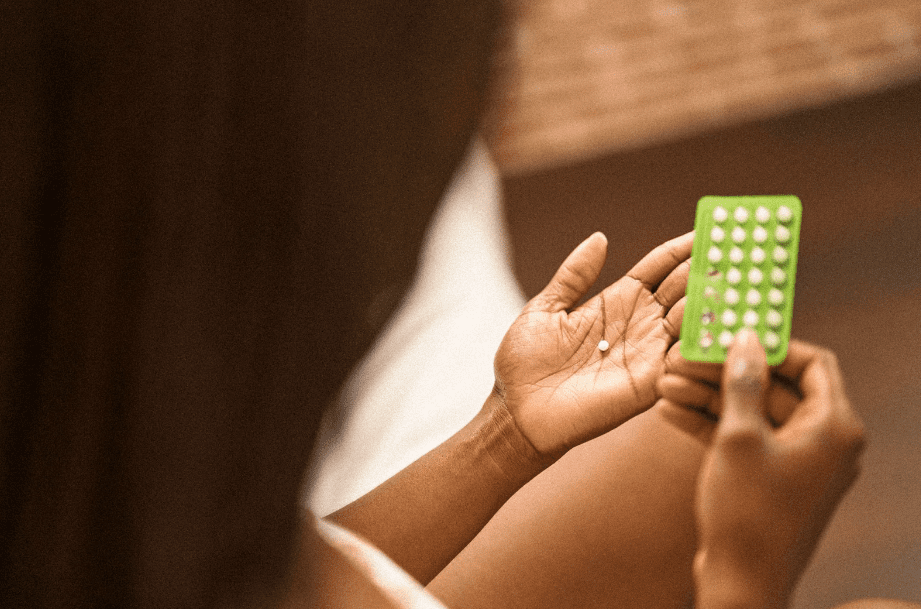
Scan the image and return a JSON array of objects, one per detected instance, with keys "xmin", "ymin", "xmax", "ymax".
[{"xmin": 492, "ymin": 231, "xmax": 693, "ymax": 458}]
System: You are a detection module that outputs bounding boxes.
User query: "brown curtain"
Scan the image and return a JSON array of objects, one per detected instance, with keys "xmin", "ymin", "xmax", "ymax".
[{"xmin": 0, "ymin": 1, "xmax": 500, "ymax": 607}]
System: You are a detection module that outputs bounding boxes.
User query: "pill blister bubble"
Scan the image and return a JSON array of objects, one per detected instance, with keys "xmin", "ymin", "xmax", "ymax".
[
  {"xmin": 746, "ymin": 289, "xmax": 762, "ymax": 306},
  {"xmin": 722, "ymin": 309, "xmax": 738, "ymax": 326},
  {"xmin": 766, "ymin": 309, "xmax": 782, "ymax": 328},
  {"xmin": 727, "ymin": 268, "xmax": 742, "ymax": 285},
  {"xmin": 708, "ymin": 247, "xmax": 722, "ymax": 263},
  {"xmin": 719, "ymin": 330, "xmax": 734, "ymax": 348},
  {"xmin": 731, "ymin": 226, "xmax": 746, "ymax": 243},
  {"xmin": 724, "ymin": 288, "xmax": 740, "ymax": 305},
  {"xmin": 755, "ymin": 206, "xmax": 770, "ymax": 223},
  {"xmin": 773, "ymin": 246, "xmax": 788, "ymax": 263},
  {"xmin": 775, "ymin": 225, "xmax": 791, "ymax": 243},
  {"xmin": 753, "ymin": 226, "xmax": 768, "ymax": 243},
  {"xmin": 751, "ymin": 247, "xmax": 766, "ymax": 263},
  {"xmin": 743, "ymin": 310, "xmax": 759, "ymax": 326},
  {"xmin": 713, "ymin": 206, "xmax": 728, "ymax": 222},
  {"xmin": 748, "ymin": 267, "xmax": 763, "ymax": 284},
  {"xmin": 729, "ymin": 247, "xmax": 744, "ymax": 263},
  {"xmin": 711, "ymin": 226, "xmax": 725, "ymax": 243},
  {"xmin": 764, "ymin": 331, "xmax": 780, "ymax": 349},
  {"xmin": 777, "ymin": 206, "xmax": 793, "ymax": 222},
  {"xmin": 768, "ymin": 288, "xmax": 783, "ymax": 305}
]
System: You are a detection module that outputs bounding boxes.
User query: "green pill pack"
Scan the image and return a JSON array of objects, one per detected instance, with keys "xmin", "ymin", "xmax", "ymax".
[{"xmin": 680, "ymin": 195, "xmax": 802, "ymax": 365}]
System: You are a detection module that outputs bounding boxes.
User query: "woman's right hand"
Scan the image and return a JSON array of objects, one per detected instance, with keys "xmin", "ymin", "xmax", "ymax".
[{"xmin": 689, "ymin": 330, "xmax": 866, "ymax": 609}]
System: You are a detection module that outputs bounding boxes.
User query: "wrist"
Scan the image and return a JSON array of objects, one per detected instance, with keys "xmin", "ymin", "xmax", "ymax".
[
  {"xmin": 473, "ymin": 389, "xmax": 558, "ymax": 488},
  {"xmin": 694, "ymin": 549, "xmax": 790, "ymax": 609}
]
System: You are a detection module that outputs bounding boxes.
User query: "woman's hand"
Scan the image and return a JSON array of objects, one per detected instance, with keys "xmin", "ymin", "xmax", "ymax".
[
  {"xmin": 691, "ymin": 330, "xmax": 866, "ymax": 609},
  {"xmin": 492, "ymin": 231, "xmax": 692, "ymax": 459}
]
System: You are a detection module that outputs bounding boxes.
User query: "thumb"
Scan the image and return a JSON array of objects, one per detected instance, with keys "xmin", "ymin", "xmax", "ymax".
[
  {"xmin": 718, "ymin": 328, "xmax": 770, "ymax": 442},
  {"xmin": 530, "ymin": 232, "xmax": 608, "ymax": 313}
]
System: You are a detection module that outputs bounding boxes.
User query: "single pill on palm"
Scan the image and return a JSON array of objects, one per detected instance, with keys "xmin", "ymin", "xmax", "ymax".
[
  {"xmin": 714, "ymin": 206, "xmax": 728, "ymax": 222},
  {"xmin": 755, "ymin": 206, "xmax": 770, "ymax": 223},
  {"xmin": 777, "ymin": 205, "xmax": 793, "ymax": 222},
  {"xmin": 731, "ymin": 226, "xmax": 746, "ymax": 243},
  {"xmin": 727, "ymin": 267, "xmax": 742, "ymax": 284},
  {"xmin": 753, "ymin": 226, "xmax": 768, "ymax": 243},
  {"xmin": 751, "ymin": 246, "xmax": 766, "ymax": 263},
  {"xmin": 708, "ymin": 246, "xmax": 723, "ymax": 263},
  {"xmin": 734, "ymin": 206, "xmax": 749, "ymax": 223},
  {"xmin": 598, "ymin": 339, "xmax": 610, "ymax": 352}
]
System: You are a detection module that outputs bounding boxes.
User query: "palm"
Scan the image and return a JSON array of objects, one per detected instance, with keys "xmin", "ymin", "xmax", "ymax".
[{"xmin": 494, "ymin": 232, "xmax": 692, "ymax": 456}]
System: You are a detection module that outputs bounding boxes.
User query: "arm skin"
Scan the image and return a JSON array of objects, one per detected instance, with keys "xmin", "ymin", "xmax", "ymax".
[{"xmin": 324, "ymin": 231, "xmax": 693, "ymax": 585}]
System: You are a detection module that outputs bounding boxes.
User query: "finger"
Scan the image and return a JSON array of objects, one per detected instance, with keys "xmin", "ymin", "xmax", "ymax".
[
  {"xmin": 657, "ymin": 374, "xmax": 718, "ymax": 408},
  {"xmin": 627, "ymin": 231, "xmax": 694, "ymax": 291},
  {"xmin": 700, "ymin": 381, "xmax": 800, "ymax": 427},
  {"xmin": 719, "ymin": 328, "xmax": 771, "ymax": 441},
  {"xmin": 529, "ymin": 232, "xmax": 608, "ymax": 313},
  {"xmin": 654, "ymin": 258, "xmax": 691, "ymax": 309},
  {"xmin": 662, "ymin": 298, "xmax": 686, "ymax": 339},
  {"xmin": 665, "ymin": 341, "xmax": 722, "ymax": 384}
]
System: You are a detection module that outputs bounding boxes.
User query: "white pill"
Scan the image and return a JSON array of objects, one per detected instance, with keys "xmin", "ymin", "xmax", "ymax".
[
  {"xmin": 773, "ymin": 246, "xmax": 789, "ymax": 263},
  {"xmin": 724, "ymin": 288, "xmax": 740, "ymax": 305},
  {"xmin": 722, "ymin": 309, "xmax": 738, "ymax": 326},
  {"xmin": 713, "ymin": 206, "xmax": 728, "ymax": 222},
  {"xmin": 743, "ymin": 310, "xmax": 759, "ymax": 326},
  {"xmin": 598, "ymin": 339, "xmax": 610, "ymax": 352},
  {"xmin": 768, "ymin": 288, "xmax": 784, "ymax": 305},
  {"xmin": 775, "ymin": 225, "xmax": 791, "ymax": 243},
  {"xmin": 734, "ymin": 206, "xmax": 749, "ymax": 223},
  {"xmin": 748, "ymin": 267, "xmax": 764, "ymax": 285},
  {"xmin": 766, "ymin": 309, "xmax": 783, "ymax": 328},
  {"xmin": 727, "ymin": 268, "xmax": 742, "ymax": 285},
  {"xmin": 753, "ymin": 226, "xmax": 768, "ymax": 243},
  {"xmin": 731, "ymin": 226, "xmax": 746, "ymax": 244},
  {"xmin": 763, "ymin": 331, "xmax": 780, "ymax": 349},
  {"xmin": 746, "ymin": 289, "xmax": 762, "ymax": 306},
  {"xmin": 719, "ymin": 330, "xmax": 734, "ymax": 348},
  {"xmin": 708, "ymin": 246, "xmax": 723, "ymax": 263},
  {"xmin": 771, "ymin": 268, "xmax": 786, "ymax": 285},
  {"xmin": 710, "ymin": 226, "xmax": 725, "ymax": 243},
  {"xmin": 755, "ymin": 206, "xmax": 770, "ymax": 223},
  {"xmin": 700, "ymin": 332, "xmax": 714, "ymax": 348},
  {"xmin": 777, "ymin": 205, "xmax": 793, "ymax": 222},
  {"xmin": 729, "ymin": 247, "xmax": 744, "ymax": 264}
]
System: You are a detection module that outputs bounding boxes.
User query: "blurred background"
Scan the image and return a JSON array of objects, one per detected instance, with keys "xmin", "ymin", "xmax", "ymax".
[{"xmin": 482, "ymin": 0, "xmax": 921, "ymax": 607}]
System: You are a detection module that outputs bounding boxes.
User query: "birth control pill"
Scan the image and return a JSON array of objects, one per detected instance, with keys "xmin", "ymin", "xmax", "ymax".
[
  {"xmin": 755, "ymin": 206, "xmax": 770, "ymax": 223},
  {"xmin": 748, "ymin": 267, "xmax": 764, "ymax": 285},
  {"xmin": 722, "ymin": 309, "xmax": 738, "ymax": 326},
  {"xmin": 743, "ymin": 310, "xmax": 759, "ymax": 326},
  {"xmin": 775, "ymin": 225, "xmax": 791, "ymax": 243},
  {"xmin": 727, "ymin": 268, "xmax": 742, "ymax": 285},
  {"xmin": 724, "ymin": 288, "xmax": 740, "ymax": 305},
  {"xmin": 700, "ymin": 332, "xmax": 714, "ymax": 348},
  {"xmin": 719, "ymin": 330, "xmax": 734, "ymax": 348},
  {"xmin": 753, "ymin": 226, "xmax": 768, "ymax": 243},
  {"xmin": 746, "ymin": 289, "xmax": 762, "ymax": 306},
  {"xmin": 751, "ymin": 247, "xmax": 766, "ymax": 263},
  {"xmin": 773, "ymin": 246, "xmax": 789, "ymax": 264},
  {"xmin": 729, "ymin": 247, "xmax": 744, "ymax": 264},
  {"xmin": 766, "ymin": 309, "xmax": 783, "ymax": 328},
  {"xmin": 731, "ymin": 226, "xmax": 746, "ymax": 244},
  {"xmin": 711, "ymin": 226, "xmax": 725, "ymax": 243},
  {"xmin": 708, "ymin": 246, "xmax": 722, "ymax": 263},
  {"xmin": 714, "ymin": 206, "xmax": 728, "ymax": 222},
  {"xmin": 763, "ymin": 331, "xmax": 780, "ymax": 350},
  {"xmin": 771, "ymin": 268, "xmax": 786, "ymax": 285},
  {"xmin": 768, "ymin": 288, "xmax": 784, "ymax": 306},
  {"xmin": 734, "ymin": 206, "xmax": 749, "ymax": 223},
  {"xmin": 777, "ymin": 206, "xmax": 793, "ymax": 222}
]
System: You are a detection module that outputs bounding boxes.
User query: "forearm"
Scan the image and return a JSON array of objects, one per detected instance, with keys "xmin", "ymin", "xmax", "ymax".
[{"xmin": 326, "ymin": 390, "xmax": 553, "ymax": 584}]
